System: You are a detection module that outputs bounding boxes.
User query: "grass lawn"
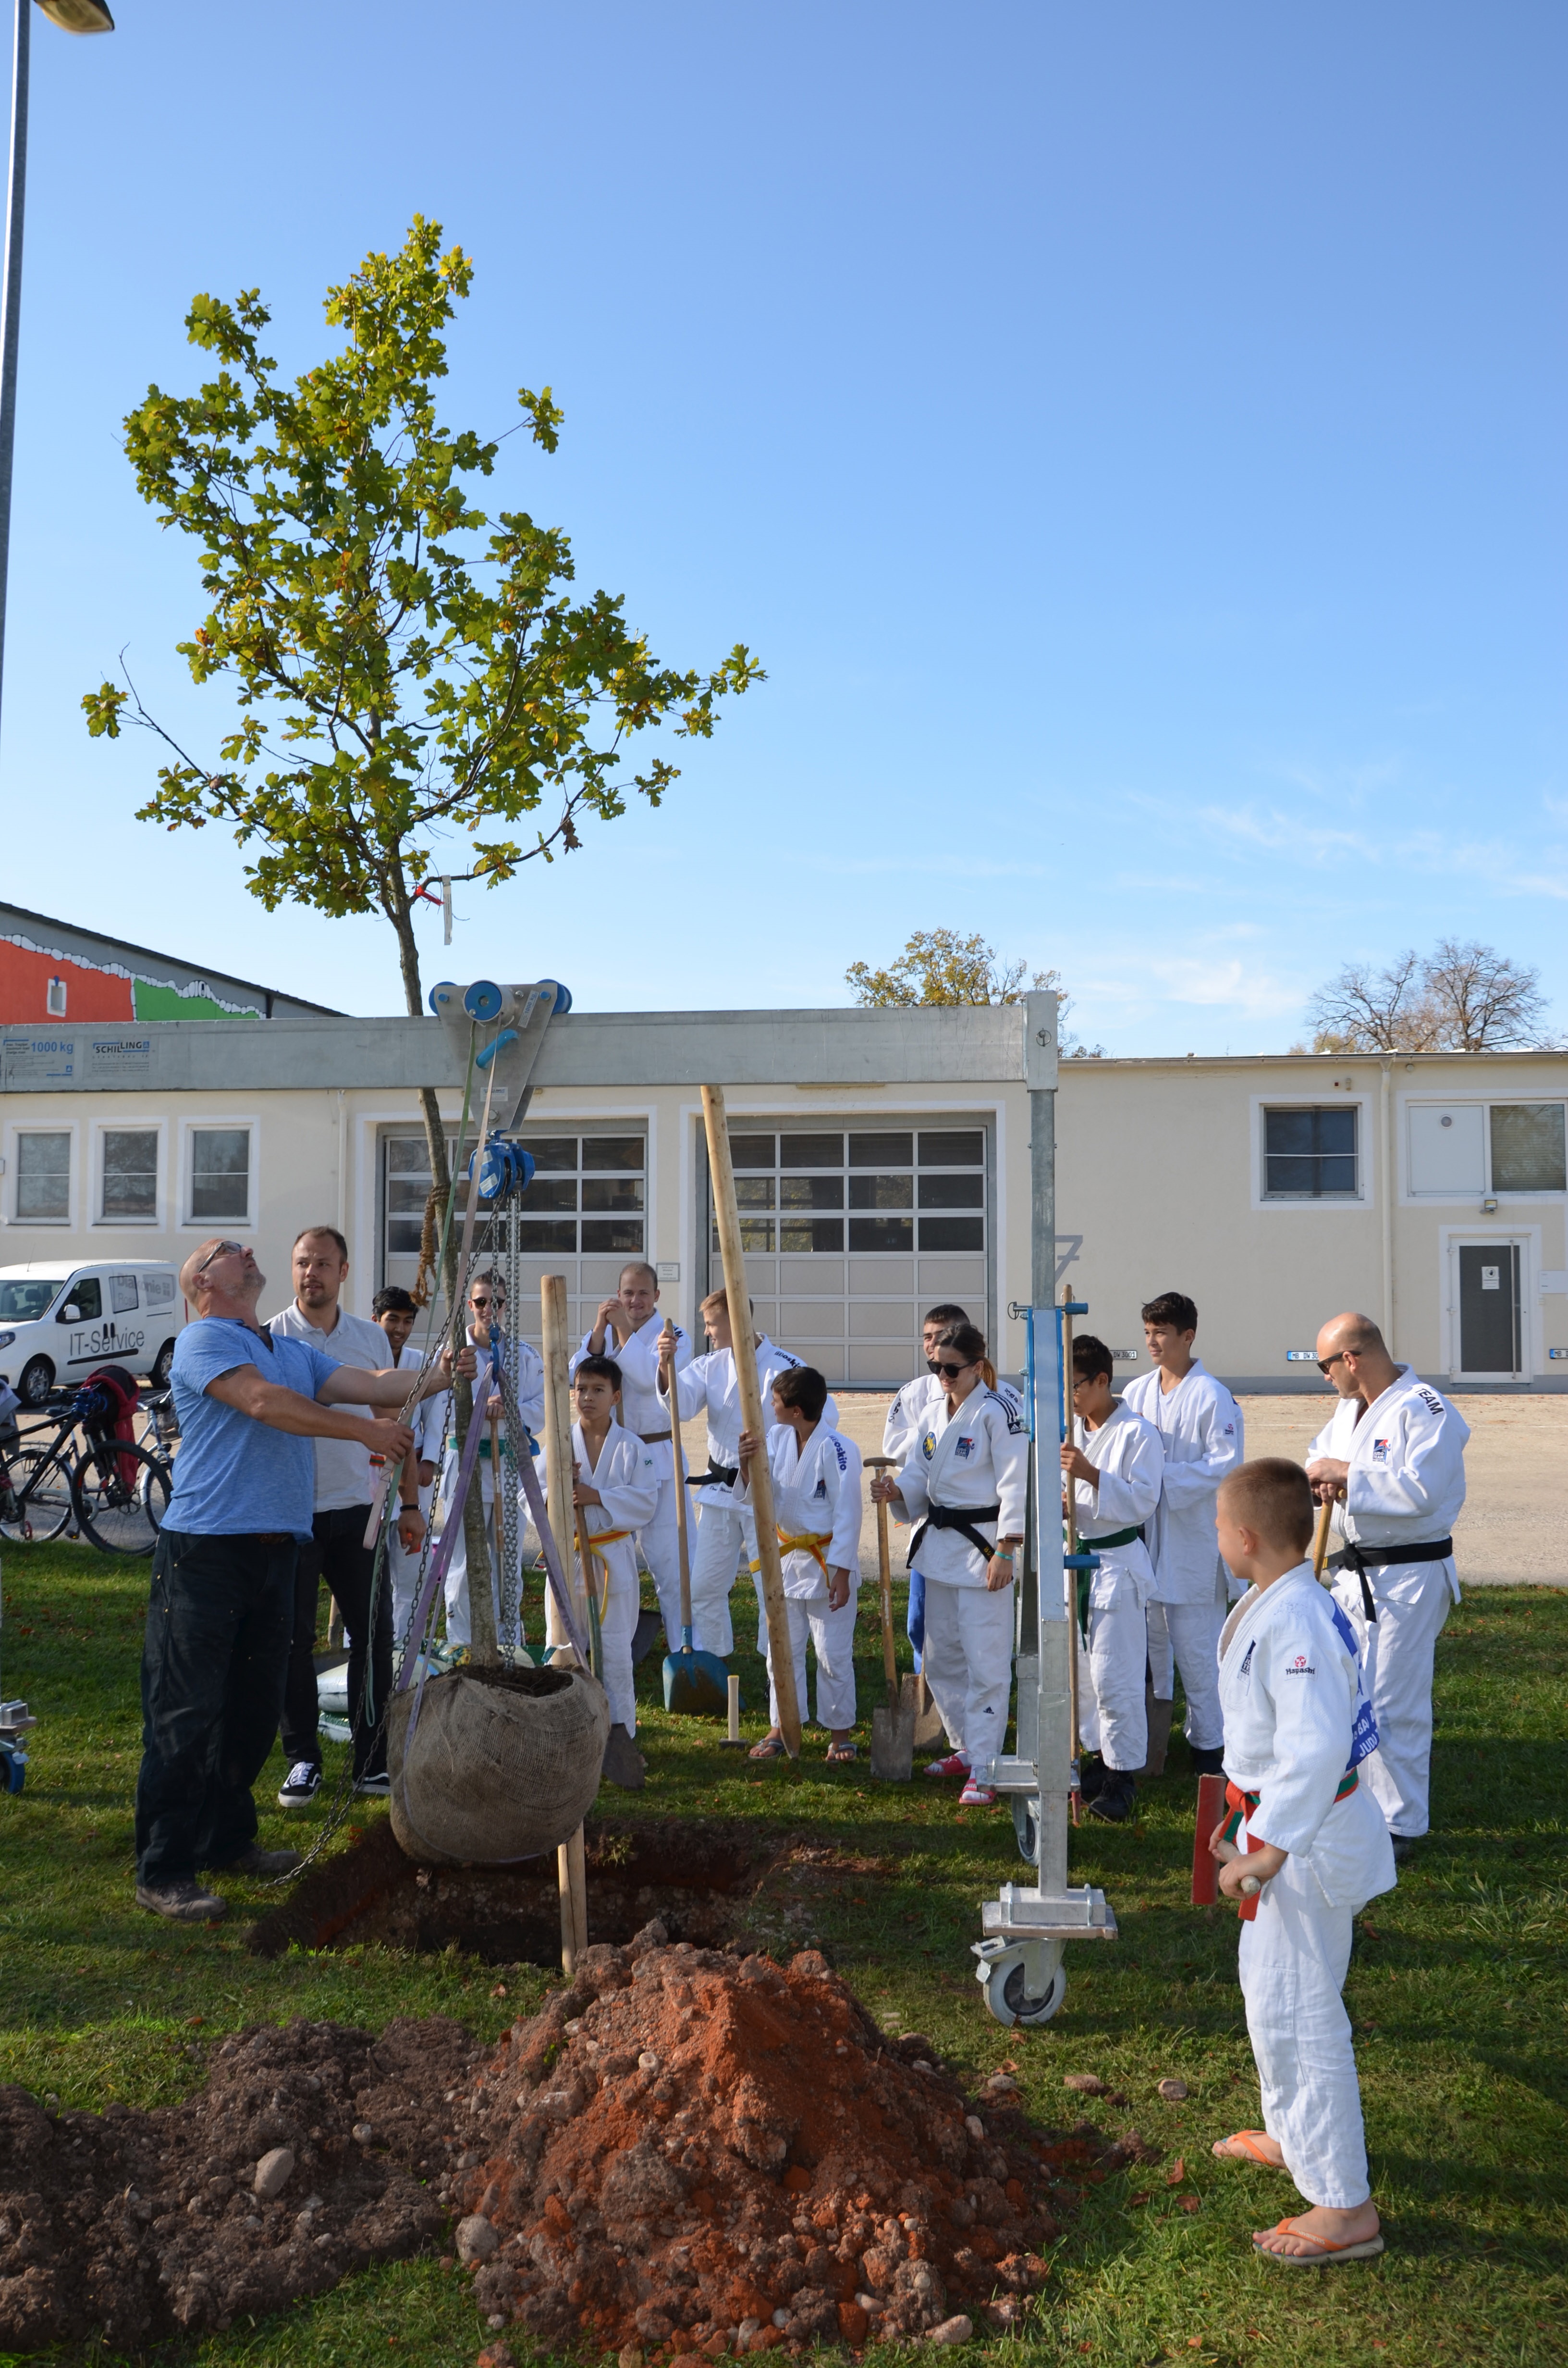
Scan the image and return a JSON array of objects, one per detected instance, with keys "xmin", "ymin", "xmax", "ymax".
[{"xmin": 0, "ymin": 1539, "xmax": 1563, "ymax": 2368}]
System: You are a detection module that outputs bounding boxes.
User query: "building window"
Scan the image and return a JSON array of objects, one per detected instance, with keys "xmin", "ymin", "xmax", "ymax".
[
  {"xmin": 101, "ymin": 1128, "xmax": 159, "ymax": 1222},
  {"xmin": 15, "ymin": 1131, "xmax": 70, "ymax": 1222},
  {"xmin": 384, "ymin": 1131, "xmax": 647, "ymax": 1262},
  {"xmin": 46, "ymin": 977, "xmax": 66, "ymax": 1017},
  {"xmin": 189, "ymin": 1127, "xmax": 250, "ymax": 1221},
  {"xmin": 1490, "ymin": 1104, "xmax": 1566, "ymax": 1196},
  {"xmin": 1263, "ymin": 1106, "xmax": 1358, "ymax": 1199},
  {"xmin": 715, "ymin": 1127, "xmax": 987, "ymax": 1255}
]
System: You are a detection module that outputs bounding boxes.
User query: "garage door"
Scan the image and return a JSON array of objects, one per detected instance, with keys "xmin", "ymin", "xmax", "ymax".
[
  {"xmin": 380, "ymin": 1128, "xmax": 650, "ymax": 1350},
  {"xmin": 703, "ymin": 1121, "xmax": 992, "ymax": 1387}
]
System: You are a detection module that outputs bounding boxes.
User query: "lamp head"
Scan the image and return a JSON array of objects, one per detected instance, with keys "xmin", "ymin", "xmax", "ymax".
[{"xmin": 36, "ymin": 1, "xmax": 116, "ymax": 31}]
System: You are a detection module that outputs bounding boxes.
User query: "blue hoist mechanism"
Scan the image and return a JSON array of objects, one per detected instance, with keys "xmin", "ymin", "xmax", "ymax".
[{"xmin": 970, "ymin": 1287, "xmax": 1118, "ymax": 2027}]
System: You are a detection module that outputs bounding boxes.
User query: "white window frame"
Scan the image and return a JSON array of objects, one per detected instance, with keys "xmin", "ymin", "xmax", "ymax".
[
  {"xmin": 1250, "ymin": 1092, "xmax": 1373, "ymax": 1212},
  {"xmin": 179, "ymin": 1115, "xmax": 258, "ymax": 1230},
  {"xmin": 1402, "ymin": 1096, "xmax": 1567, "ymax": 1205},
  {"xmin": 92, "ymin": 1117, "xmax": 166, "ymax": 1229},
  {"xmin": 1437, "ymin": 1225, "xmax": 1543, "ymax": 1380},
  {"xmin": 3, "ymin": 1120, "xmax": 78, "ymax": 1229}
]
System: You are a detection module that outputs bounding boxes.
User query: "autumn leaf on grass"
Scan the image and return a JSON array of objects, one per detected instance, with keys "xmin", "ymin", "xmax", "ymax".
[
  {"xmin": 1127, "ymin": 2192, "xmax": 1152, "ymax": 2208},
  {"xmin": 1165, "ymin": 2156, "xmax": 1186, "ymax": 2185},
  {"xmin": 1179, "ymin": 2195, "xmax": 1201, "ymax": 2213}
]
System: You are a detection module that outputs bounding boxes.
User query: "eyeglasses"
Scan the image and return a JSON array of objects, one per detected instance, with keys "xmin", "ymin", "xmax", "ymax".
[
  {"xmin": 1318, "ymin": 1351, "xmax": 1348, "ymax": 1375},
  {"xmin": 195, "ymin": 1239, "xmax": 244, "ymax": 1275},
  {"xmin": 934, "ymin": 1360, "xmax": 973, "ymax": 1380}
]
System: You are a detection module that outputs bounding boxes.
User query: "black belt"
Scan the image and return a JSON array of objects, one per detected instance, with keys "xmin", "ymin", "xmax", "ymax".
[
  {"xmin": 686, "ymin": 1464, "xmax": 739, "ymax": 1490},
  {"xmin": 1328, "ymin": 1536, "xmax": 1455, "ymax": 1626},
  {"xmin": 908, "ymin": 1501, "xmax": 1001, "ymax": 1570}
]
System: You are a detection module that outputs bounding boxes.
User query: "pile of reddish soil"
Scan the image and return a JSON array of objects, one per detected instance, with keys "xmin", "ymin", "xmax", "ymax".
[
  {"xmin": 0, "ymin": 2016, "xmax": 474, "ymax": 2354},
  {"xmin": 451, "ymin": 1924, "xmax": 1127, "ymax": 2355}
]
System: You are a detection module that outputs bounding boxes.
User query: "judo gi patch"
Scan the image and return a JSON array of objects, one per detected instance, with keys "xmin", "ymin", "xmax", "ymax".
[
  {"xmin": 955, "ymin": 1435, "xmax": 975, "ymax": 1460},
  {"xmin": 1372, "ymin": 1437, "xmax": 1390, "ymax": 1464},
  {"xmin": 1349, "ymin": 1694, "xmax": 1379, "ymax": 1764},
  {"xmin": 1284, "ymin": 1653, "xmax": 1316, "ymax": 1676},
  {"xmin": 1238, "ymin": 1641, "xmax": 1255, "ymax": 1678}
]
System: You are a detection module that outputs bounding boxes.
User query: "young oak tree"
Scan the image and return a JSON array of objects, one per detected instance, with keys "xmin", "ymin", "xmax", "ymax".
[{"xmin": 84, "ymin": 215, "xmax": 762, "ymax": 1241}]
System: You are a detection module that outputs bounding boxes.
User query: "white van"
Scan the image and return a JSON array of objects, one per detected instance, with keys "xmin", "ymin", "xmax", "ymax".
[{"xmin": 0, "ymin": 1261, "xmax": 182, "ymax": 1406}]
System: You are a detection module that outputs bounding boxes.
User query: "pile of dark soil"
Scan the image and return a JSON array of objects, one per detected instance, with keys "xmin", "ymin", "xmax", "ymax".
[
  {"xmin": 0, "ymin": 2016, "xmax": 473, "ymax": 2353},
  {"xmin": 451, "ymin": 1925, "xmax": 1128, "ymax": 2355}
]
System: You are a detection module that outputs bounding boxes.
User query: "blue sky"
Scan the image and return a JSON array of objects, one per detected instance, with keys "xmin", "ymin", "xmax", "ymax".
[{"xmin": 4, "ymin": 0, "xmax": 1563, "ymax": 1051}]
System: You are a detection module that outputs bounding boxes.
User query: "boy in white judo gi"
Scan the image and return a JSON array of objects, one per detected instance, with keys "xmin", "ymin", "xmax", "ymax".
[
  {"xmin": 1306, "ymin": 1310, "xmax": 1469, "ymax": 1862},
  {"xmin": 872, "ymin": 1321, "xmax": 1027, "ymax": 1808},
  {"xmin": 1208, "ymin": 1456, "xmax": 1394, "ymax": 2264},
  {"xmin": 657, "ymin": 1289, "xmax": 828, "ymax": 1659},
  {"xmin": 570, "ymin": 1353, "xmax": 660, "ymax": 1788},
  {"xmin": 433, "ymin": 1272, "xmax": 544, "ymax": 1653},
  {"xmin": 1059, "ymin": 1333, "xmax": 1164, "ymax": 1823},
  {"xmin": 1122, "ymin": 1289, "xmax": 1245, "ymax": 1777},
  {"xmin": 737, "ymin": 1365, "xmax": 863, "ymax": 1762},
  {"xmin": 571, "ymin": 1262, "xmax": 694, "ymax": 1649}
]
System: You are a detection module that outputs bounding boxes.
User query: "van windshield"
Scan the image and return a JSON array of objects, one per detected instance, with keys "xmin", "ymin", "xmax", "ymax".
[{"xmin": 0, "ymin": 1278, "xmax": 66, "ymax": 1322}]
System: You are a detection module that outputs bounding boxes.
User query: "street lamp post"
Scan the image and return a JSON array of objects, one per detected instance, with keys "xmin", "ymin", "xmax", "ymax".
[{"xmin": 0, "ymin": 0, "xmax": 113, "ymax": 746}]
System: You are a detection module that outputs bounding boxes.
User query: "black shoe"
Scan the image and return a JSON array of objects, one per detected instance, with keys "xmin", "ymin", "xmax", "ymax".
[
  {"xmin": 136, "ymin": 1877, "xmax": 227, "ymax": 1923},
  {"xmin": 210, "ymin": 1844, "xmax": 303, "ymax": 1877},
  {"xmin": 354, "ymin": 1771, "xmax": 392, "ymax": 1798},
  {"xmin": 1188, "ymin": 1744, "xmax": 1226, "ymax": 1776},
  {"xmin": 277, "ymin": 1760, "xmax": 323, "ymax": 1810},
  {"xmin": 1087, "ymin": 1768, "xmax": 1138, "ymax": 1823},
  {"xmin": 1077, "ymin": 1752, "xmax": 1106, "ymax": 1803},
  {"xmin": 1389, "ymin": 1833, "xmax": 1418, "ymax": 1865}
]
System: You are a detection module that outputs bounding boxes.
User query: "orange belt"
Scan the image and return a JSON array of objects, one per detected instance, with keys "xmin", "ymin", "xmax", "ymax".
[
  {"xmin": 750, "ymin": 1530, "xmax": 833, "ymax": 1585},
  {"xmin": 579, "ymin": 1526, "xmax": 633, "ymax": 1616}
]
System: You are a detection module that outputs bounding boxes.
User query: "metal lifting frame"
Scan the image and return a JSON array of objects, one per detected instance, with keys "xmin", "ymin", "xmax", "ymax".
[{"xmin": 972, "ymin": 994, "xmax": 1116, "ymax": 2025}]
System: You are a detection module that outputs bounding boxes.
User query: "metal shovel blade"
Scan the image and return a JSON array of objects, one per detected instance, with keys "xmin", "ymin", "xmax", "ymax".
[
  {"xmin": 662, "ymin": 1633, "xmax": 731, "ymax": 1718},
  {"xmin": 912, "ymin": 1674, "xmax": 945, "ymax": 1753},
  {"xmin": 870, "ymin": 1672, "xmax": 920, "ymax": 1781}
]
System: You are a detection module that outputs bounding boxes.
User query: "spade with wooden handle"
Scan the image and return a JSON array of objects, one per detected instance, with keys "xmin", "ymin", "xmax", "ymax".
[{"xmin": 866, "ymin": 1456, "xmax": 917, "ymax": 1780}]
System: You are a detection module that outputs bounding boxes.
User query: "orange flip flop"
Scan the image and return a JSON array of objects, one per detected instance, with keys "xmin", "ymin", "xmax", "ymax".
[
  {"xmin": 1212, "ymin": 2131, "xmax": 1282, "ymax": 2166},
  {"xmin": 1252, "ymin": 2217, "xmax": 1385, "ymax": 2264}
]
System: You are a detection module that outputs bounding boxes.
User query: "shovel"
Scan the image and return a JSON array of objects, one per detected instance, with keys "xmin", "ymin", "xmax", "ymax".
[
  {"xmin": 662, "ymin": 1338, "xmax": 730, "ymax": 1716},
  {"xmin": 867, "ymin": 1458, "xmax": 917, "ymax": 1780}
]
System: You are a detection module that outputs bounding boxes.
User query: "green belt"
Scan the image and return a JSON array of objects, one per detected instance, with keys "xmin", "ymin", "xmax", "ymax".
[
  {"xmin": 1068, "ymin": 1525, "xmax": 1143, "ymax": 1634},
  {"xmin": 448, "ymin": 1436, "xmax": 512, "ymax": 1461}
]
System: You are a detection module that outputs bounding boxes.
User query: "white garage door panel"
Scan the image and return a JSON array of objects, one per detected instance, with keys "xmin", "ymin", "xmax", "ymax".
[
  {"xmin": 919, "ymin": 1257, "xmax": 988, "ymax": 1297},
  {"xmin": 1408, "ymin": 1104, "xmax": 1485, "ymax": 1196}
]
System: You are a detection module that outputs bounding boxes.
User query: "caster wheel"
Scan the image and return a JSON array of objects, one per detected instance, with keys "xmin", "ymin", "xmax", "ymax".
[
  {"xmin": 1013, "ymin": 1796, "xmax": 1040, "ymax": 1867},
  {"xmin": 991, "ymin": 1956, "xmax": 1066, "ymax": 2027},
  {"xmin": 0, "ymin": 1742, "xmax": 25, "ymax": 1795}
]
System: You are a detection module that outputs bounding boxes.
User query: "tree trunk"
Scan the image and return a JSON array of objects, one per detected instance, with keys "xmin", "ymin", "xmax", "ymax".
[{"xmin": 386, "ymin": 873, "xmax": 497, "ymax": 1665}]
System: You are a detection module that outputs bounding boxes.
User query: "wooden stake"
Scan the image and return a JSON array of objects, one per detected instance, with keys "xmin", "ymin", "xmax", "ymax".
[
  {"xmin": 557, "ymin": 1823, "xmax": 588, "ymax": 1974},
  {"xmin": 540, "ymin": 1277, "xmax": 582, "ymax": 1656},
  {"xmin": 865, "ymin": 1455, "xmax": 900, "ymax": 1703},
  {"xmin": 701, "ymin": 1085, "xmax": 802, "ymax": 1758},
  {"xmin": 1311, "ymin": 1493, "xmax": 1335, "ymax": 1580}
]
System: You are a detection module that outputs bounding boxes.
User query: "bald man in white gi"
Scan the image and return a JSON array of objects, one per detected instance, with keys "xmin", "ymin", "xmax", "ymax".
[{"xmin": 1306, "ymin": 1312, "xmax": 1469, "ymax": 1864}]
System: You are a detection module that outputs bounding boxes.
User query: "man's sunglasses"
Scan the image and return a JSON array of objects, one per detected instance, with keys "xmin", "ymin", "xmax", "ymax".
[
  {"xmin": 1318, "ymin": 1351, "xmax": 1348, "ymax": 1375},
  {"xmin": 195, "ymin": 1239, "xmax": 244, "ymax": 1275}
]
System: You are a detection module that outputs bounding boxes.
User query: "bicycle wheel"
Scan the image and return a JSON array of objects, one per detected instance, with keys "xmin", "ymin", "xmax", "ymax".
[
  {"xmin": 0, "ymin": 1446, "xmax": 74, "ymax": 1542},
  {"xmin": 70, "ymin": 1440, "xmax": 171, "ymax": 1555}
]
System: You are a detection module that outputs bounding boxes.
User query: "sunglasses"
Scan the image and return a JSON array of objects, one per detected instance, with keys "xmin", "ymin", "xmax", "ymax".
[
  {"xmin": 1318, "ymin": 1351, "xmax": 1348, "ymax": 1375},
  {"xmin": 934, "ymin": 1359, "xmax": 973, "ymax": 1380},
  {"xmin": 196, "ymin": 1239, "xmax": 244, "ymax": 1275}
]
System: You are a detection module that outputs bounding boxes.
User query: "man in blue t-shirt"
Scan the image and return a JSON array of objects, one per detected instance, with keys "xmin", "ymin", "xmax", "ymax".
[{"xmin": 135, "ymin": 1236, "xmax": 466, "ymax": 1924}]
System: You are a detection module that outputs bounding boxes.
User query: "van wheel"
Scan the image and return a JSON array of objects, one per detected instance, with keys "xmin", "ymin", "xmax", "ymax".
[
  {"xmin": 150, "ymin": 1340, "xmax": 175, "ymax": 1387},
  {"xmin": 16, "ymin": 1357, "xmax": 54, "ymax": 1407}
]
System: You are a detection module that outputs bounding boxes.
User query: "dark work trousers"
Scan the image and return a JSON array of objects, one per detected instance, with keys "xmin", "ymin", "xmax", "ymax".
[
  {"xmin": 135, "ymin": 1528, "xmax": 297, "ymax": 1886},
  {"xmin": 279, "ymin": 1504, "xmax": 393, "ymax": 1780}
]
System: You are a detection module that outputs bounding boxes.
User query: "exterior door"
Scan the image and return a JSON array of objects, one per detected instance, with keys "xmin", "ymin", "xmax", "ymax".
[{"xmin": 1455, "ymin": 1241, "xmax": 1522, "ymax": 1378}]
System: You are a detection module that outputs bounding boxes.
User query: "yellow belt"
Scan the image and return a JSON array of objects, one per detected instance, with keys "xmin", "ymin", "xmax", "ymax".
[
  {"xmin": 579, "ymin": 1526, "xmax": 633, "ymax": 1616},
  {"xmin": 750, "ymin": 1530, "xmax": 833, "ymax": 1584}
]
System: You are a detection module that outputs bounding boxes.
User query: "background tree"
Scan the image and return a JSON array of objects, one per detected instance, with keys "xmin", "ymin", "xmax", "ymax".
[
  {"xmin": 845, "ymin": 927, "xmax": 1102, "ymax": 1052},
  {"xmin": 1303, "ymin": 939, "xmax": 1553, "ymax": 1052},
  {"xmin": 84, "ymin": 216, "xmax": 762, "ymax": 1242}
]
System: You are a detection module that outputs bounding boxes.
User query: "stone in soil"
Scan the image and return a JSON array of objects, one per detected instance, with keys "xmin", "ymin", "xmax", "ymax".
[{"xmin": 449, "ymin": 1924, "xmax": 1122, "ymax": 2352}]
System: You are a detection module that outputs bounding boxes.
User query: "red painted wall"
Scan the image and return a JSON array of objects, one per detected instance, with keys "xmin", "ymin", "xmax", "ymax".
[{"xmin": 0, "ymin": 939, "xmax": 135, "ymax": 1023}]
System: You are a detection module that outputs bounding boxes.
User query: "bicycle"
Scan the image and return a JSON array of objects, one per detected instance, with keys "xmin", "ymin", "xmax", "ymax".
[{"xmin": 0, "ymin": 1376, "xmax": 171, "ymax": 1554}]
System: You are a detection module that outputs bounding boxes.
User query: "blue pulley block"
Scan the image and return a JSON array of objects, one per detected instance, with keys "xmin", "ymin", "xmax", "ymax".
[
  {"xmin": 463, "ymin": 979, "xmax": 513, "ymax": 1024},
  {"xmin": 539, "ymin": 978, "xmax": 572, "ymax": 1015},
  {"xmin": 428, "ymin": 980, "xmax": 460, "ymax": 1017}
]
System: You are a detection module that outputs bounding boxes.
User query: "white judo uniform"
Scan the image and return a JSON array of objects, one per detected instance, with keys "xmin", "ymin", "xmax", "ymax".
[
  {"xmin": 570, "ymin": 1314, "xmax": 694, "ymax": 1648},
  {"xmin": 744, "ymin": 1419, "xmax": 863, "ymax": 1732},
  {"xmin": 1066, "ymin": 1401, "xmax": 1164, "ymax": 1774},
  {"xmin": 572, "ymin": 1418, "xmax": 660, "ymax": 1734},
  {"xmin": 380, "ymin": 1340, "xmax": 446, "ymax": 1647},
  {"xmin": 1121, "ymin": 1359, "xmax": 1245, "ymax": 1749},
  {"xmin": 663, "ymin": 1337, "xmax": 831, "ymax": 1657},
  {"xmin": 1311, "ymin": 1367, "xmax": 1469, "ymax": 1841},
  {"xmin": 433, "ymin": 1334, "xmax": 545, "ymax": 1652},
  {"xmin": 882, "ymin": 1370, "xmax": 1024, "ymax": 1463},
  {"xmin": 1219, "ymin": 1561, "xmax": 1395, "ymax": 2209},
  {"xmin": 891, "ymin": 1387, "xmax": 1029, "ymax": 1770}
]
